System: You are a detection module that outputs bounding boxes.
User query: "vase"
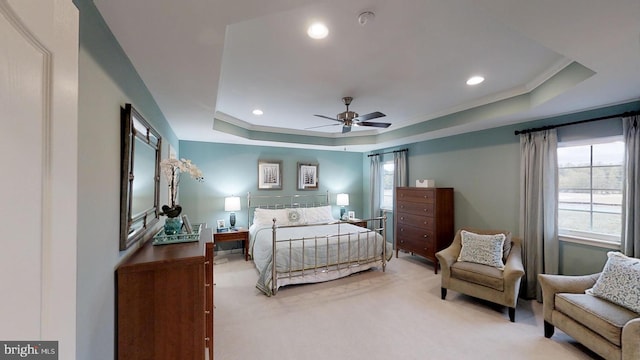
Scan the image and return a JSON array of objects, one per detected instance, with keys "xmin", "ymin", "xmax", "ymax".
[{"xmin": 164, "ymin": 217, "xmax": 183, "ymax": 235}]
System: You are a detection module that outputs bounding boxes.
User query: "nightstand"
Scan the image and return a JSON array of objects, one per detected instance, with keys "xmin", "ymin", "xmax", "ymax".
[
  {"xmin": 214, "ymin": 229, "xmax": 249, "ymax": 261},
  {"xmin": 346, "ymin": 219, "xmax": 367, "ymax": 228}
]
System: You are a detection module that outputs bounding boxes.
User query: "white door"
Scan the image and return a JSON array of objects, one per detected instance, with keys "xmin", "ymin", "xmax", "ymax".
[{"xmin": 0, "ymin": 0, "xmax": 78, "ymax": 357}]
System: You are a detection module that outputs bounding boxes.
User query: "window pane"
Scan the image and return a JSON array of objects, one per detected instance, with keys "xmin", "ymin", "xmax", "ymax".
[
  {"xmin": 592, "ymin": 142, "xmax": 624, "ymax": 166},
  {"xmin": 593, "ymin": 190, "xmax": 622, "ymax": 212},
  {"xmin": 557, "ymin": 140, "xmax": 623, "ymax": 243},
  {"xmin": 558, "ymin": 209, "xmax": 591, "ymax": 232},
  {"xmin": 382, "ymin": 190, "xmax": 393, "ymax": 208},
  {"xmin": 558, "ymin": 167, "xmax": 590, "ymax": 189},
  {"xmin": 381, "ymin": 162, "xmax": 394, "ymax": 209},
  {"xmin": 558, "ymin": 145, "xmax": 590, "ymax": 167},
  {"xmin": 592, "ymin": 212, "xmax": 621, "ymax": 236},
  {"xmin": 559, "ymin": 190, "xmax": 591, "ymax": 211},
  {"xmin": 592, "ymin": 166, "xmax": 622, "ymax": 190}
]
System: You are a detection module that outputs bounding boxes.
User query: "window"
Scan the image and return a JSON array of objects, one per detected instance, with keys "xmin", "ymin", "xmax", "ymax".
[
  {"xmin": 557, "ymin": 139, "xmax": 624, "ymax": 244},
  {"xmin": 381, "ymin": 161, "xmax": 394, "ymax": 209}
]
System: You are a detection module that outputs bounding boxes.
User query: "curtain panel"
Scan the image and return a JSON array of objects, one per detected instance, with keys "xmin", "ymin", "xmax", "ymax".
[
  {"xmin": 393, "ymin": 150, "xmax": 408, "ymax": 189},
  {"xmin": 622, "ymin": 115, "xmax": 640, "ymax": 257},
  {"xmin": 369, "ymin": 155, "xmax": 382, "ymax": 222},
  {"xmin": 519, "ymin": 129, "xmax": 559, "ymax": 300}
]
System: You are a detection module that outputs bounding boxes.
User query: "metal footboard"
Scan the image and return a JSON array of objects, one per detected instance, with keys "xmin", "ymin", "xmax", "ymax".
[{"xmin": 270, "ymin": 214, "xmax": 387, "ymax": 295}]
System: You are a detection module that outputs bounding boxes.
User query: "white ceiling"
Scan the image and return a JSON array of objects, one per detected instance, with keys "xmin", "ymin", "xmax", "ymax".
[{"xmin": 94, "ymin": 0, "xmax": 640, "ymax": 152}]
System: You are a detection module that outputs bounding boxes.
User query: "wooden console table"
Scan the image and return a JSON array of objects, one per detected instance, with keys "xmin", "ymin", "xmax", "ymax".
[{"xmin": 116, "ymin": 226, "xmax": 214, "ymax": 360}]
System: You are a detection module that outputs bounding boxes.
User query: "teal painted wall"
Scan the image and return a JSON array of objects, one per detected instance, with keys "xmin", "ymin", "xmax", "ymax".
[
  {"xmin": 559, "ymin": 242, "xmax": 616, "ymax": 275},
  {"xmin": 406, "ymin": 126, "xmax": 521, "ymax": 231},
  {"xmin": 178, "ymin": 141, "xmax": 365, "ymax": 248},
  {"xmin": 74, "ymin": 0, "xmax": 179, "ymax": 358}
]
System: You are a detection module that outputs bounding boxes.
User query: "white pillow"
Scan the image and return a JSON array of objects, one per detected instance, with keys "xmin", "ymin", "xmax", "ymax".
[
  {"xmin": 253, "ymin": 208, "xmax": 288, "ymax": 226},
  {"xmin": 589, "ymin": 252, "xmax": 640, "ymax": 314},
  {"xmin": 302, "ymin": 205, "xmax": 334, "ymax": 224},
  {"xmin": 457, "ymin": 230, "xmax": 506, "ymax": 269}
]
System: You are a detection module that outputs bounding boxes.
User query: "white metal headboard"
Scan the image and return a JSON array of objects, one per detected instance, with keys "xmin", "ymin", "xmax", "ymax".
[{"xmin": 247, "ymin": 191, "xmax": 330, "ymax": 225}]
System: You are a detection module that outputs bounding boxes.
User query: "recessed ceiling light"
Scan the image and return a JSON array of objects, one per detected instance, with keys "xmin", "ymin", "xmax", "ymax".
[
  {"xmin": 252, "ymin": 109, "xmax": 263, "ymax": 116},
  {"xmin": 466, "ymin": 76, "xmax": 485, "ymax": 86},
  {"xmin": 307, "ymin": 22, "xmax": 329, "ymax": 39}
]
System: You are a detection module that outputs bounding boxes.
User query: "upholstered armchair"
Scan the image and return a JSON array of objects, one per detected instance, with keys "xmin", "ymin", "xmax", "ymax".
[
  {"xmin": 539, "ymin": 261, "xmax": 640, "ymax": 360},
  {"xmin": 435, "ymin": 228, "xmax": 525, "ymax": 322}
]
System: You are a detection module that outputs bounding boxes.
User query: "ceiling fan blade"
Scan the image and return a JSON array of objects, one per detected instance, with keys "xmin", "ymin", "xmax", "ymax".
[
  {"xmin": 314, "ymin": 114, "xmax": 341, "ymax": 122},
  {"xmin": 357, "ymin": 121, "xmax": 392, "ymax": 128},
  {"xmin": 354, "ymin": 111, "xmax": 385, "ymax": 121},
  {"xmin": 305, "ymin": 124, "xmax": 341, "ymax": 130},
  {"xmin": 342, "ymin": 125, "xmax": 351, "ymax": 134}
]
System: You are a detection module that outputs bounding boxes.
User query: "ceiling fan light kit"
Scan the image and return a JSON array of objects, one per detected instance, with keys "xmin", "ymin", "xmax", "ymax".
[{"xmin": 312, "ymin": 96, "xmax": 391, "ymax": 134}]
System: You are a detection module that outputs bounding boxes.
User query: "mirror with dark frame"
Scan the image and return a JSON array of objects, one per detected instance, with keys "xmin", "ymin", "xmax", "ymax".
[{"xmin": 120, "ymin": 104, "xmax": 162, "ymax": 250}]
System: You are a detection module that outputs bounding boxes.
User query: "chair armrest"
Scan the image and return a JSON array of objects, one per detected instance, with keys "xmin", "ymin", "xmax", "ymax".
[
  {"xmin": 435, "ymin": 244, "xmax": 460, "ymax": 282},
  {"xmin": 503, "ymin": 241, "xmax": 525, "ymax": 281},
  {"xmin": 622, "ymin": 318, "xmax": 640, "ymax": 360},
  {"xmin": 502, "ymin": 240, "xmax": 525, "ymax": 307},
  {"xmin": 538, "ymin": 273, "xmax": 600, "ymax": 322}
]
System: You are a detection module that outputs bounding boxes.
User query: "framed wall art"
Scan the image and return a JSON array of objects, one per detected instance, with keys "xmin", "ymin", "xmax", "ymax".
[
  {"xmin": 258, "ymin": 160, "xmax": 282, "ymax": 190},
  {"xmin": 297, "ymin": 162, "xmax": 319, "ymax": 190}
]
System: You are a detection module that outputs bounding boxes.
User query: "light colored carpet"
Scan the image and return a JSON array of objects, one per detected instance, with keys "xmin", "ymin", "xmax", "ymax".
[{"xmin": 213, "ymin": 252, "xmax": 601, "ymax": 360}]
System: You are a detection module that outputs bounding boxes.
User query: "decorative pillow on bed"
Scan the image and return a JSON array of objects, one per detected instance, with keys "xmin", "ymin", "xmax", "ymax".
[
  {"xmin": 253, "ymin": 208, "xmax": 289, "ymax": 226},
  {"xmin": 287, "ymin": 208, "xmax": 304, "ymax": 225},
  {"xmin": 457, "ymin": 230, "xmax": 506, "ymax": 269},
  {"xmin": 302, "ymin": 205, "xmax": 334, "ymax": 224},
  {"xmin": 588, "ymin": 252, "xmax": 640, "ymax": 314}
]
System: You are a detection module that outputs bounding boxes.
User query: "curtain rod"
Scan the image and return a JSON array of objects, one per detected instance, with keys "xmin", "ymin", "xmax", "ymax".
[
  {"xmin": 514, "ymin": 110, "xmax": 639, "ymax": 136},
  {"xmin": 367, "ymin": 148, "xmax": 408, "ymax": 157}
]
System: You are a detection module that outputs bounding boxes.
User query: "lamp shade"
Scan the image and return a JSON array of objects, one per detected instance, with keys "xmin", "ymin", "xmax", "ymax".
[
  {"xmin": 224, "ymin": 196, "xmax": 241, "ymax": 212},
  {"xmin": 336, "ymin": 193, "xmax": 349, "ymax": 206}
]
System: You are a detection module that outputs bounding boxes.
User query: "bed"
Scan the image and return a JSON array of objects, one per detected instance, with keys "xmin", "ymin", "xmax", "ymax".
[{"xmin": 247, "ymin": 192, "xmax": 392, "ymax": 296}]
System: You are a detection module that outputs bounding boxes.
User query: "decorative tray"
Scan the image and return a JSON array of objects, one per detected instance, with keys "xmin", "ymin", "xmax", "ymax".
[{"xmin": 152, "ymin": 223, "xmax": 203, "ymax": 246}]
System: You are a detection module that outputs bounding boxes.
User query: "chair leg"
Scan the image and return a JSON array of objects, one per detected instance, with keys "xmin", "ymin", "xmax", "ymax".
[
  {"xmin": 544, "ymin": 321, "xmax": 555, "ymax": 338},
  {"xmin": 441, "ymin": 287, "xmax": 447, "ymax": 300},
  {"xmin": 508, "ymin": 307, "xmax": 516, "ymax": 322}
]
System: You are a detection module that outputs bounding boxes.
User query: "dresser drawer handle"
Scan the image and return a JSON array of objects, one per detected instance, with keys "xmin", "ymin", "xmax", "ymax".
[
  {"xmin": 205, "ymin": 310, "xmax": 210, "ymax": 315},
  {"xmin": 423, "ymin": 235, "xmax": 427, "ymax": 238},
  {"xmin": 205, "ymin": 261, "xmax": 210, "ymax": 265},
  {"xmin": 205, "ymin": 283, "xmax": 211, "ymax": 287}
]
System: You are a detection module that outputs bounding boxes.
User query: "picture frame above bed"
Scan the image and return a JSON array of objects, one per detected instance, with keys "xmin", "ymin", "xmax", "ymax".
[
  {"xmin": 297, "ymin": 162, "xmax": 319, "ymax": 190},
  {"xmin": 258, "ymin": 160, "xmax": 282, "ymax": 190}
]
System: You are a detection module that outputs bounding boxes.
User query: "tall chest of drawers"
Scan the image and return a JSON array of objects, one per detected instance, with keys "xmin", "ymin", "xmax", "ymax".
[{"xmin": 395, "ymin": 187, "xmax": 454, "ymax": 273}]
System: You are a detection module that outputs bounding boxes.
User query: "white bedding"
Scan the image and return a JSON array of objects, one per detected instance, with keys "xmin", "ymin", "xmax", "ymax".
[{"xmin": 250, "ymin": 222, "xmax": 391, "ymax": 296}]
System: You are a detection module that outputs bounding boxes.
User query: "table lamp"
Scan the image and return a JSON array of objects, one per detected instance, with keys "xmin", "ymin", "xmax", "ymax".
[
  {"xmin": 336, "ymin": 193, "xmax": 349, "ymax": 220},
  {"xmin": 224, "ymin": 196, "xmax": 241, "ymax": 229}
]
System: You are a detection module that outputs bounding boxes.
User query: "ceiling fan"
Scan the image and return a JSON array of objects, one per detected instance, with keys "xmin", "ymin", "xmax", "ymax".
[{"xmin": 310, "ymin": 97, "xmax": 391, "ymax": 133}]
